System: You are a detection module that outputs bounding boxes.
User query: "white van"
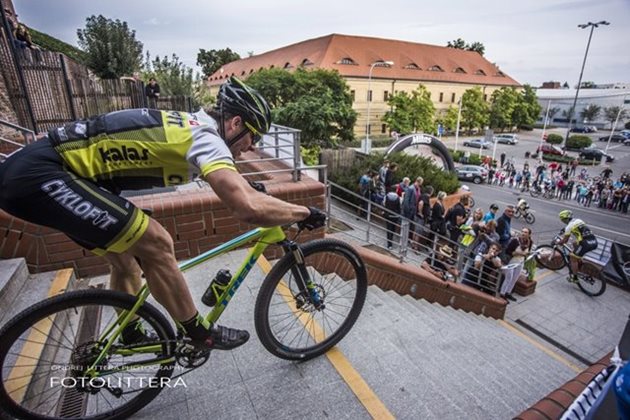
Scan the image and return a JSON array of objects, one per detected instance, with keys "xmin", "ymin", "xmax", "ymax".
[{"xmin": 493, "ymin": 134, "xmax": 519, "ymax": 145}]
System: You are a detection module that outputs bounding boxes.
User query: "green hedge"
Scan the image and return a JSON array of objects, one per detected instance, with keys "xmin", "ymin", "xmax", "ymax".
[
  {"xmin": 538, "ymin": 153, "xmax": 600, "ymax": 166},
  {"xmin": 450, "ymin": 149, "xmax": 483, "ymax": 166},
  {"xmin": 567, "ymin": 135, "xmax": 592, "ymax": 150},
  {"xmin": 330, "ymin": 152, "xmax": 460, "ymax": 207},
  {"xmin": 546, "ymin": 133, "xmax": 564, "ymax": 144}
]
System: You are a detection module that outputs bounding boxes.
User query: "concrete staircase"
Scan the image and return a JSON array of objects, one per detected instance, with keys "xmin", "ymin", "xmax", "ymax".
[{"xmin": 0, "ymin": 252, "xmax": 579, "ymax": 419}]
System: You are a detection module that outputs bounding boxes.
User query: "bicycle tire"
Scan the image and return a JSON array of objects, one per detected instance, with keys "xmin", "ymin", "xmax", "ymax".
[
  {"xmin": 0, "ymin": 289, "xmax": 176, "ymax": 420},
  {"xmin": 254, "ymin": 239, "xmax": 368, "ymax": 361},
  {"xmin": 524, "ymin": 213, "xmax": 535, "ymax": 224},
  {"xmin": 513, "ymin": 209, "xmax": 522, "ymax": 219},
  {"xmin": 529, "ymin": 189, "xmax": 540, "ymax": 198},
  {"xmin": 468, "ymin": 197, "xmax": 476, "ymax": 207},
  {"xmin": 534, "ymin": 245, "xmax": 567, "ymax": 270},
  {"xmin": 577, "ymin": 274, "xmax": 606, "ymax": 297}
]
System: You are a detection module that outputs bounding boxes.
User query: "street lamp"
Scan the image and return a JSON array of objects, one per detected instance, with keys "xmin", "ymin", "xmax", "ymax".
[
  {"xmin": 363, "ymin": 60, "xmax": 394, "ymax": 153},
  {"xmin": 564, "ymin": 20, "xmax": 610, "ymax": 146}
]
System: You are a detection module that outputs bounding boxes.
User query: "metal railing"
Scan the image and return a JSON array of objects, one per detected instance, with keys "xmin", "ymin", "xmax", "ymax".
[
  {"xmin": 0, "ymin": 119, "xmax": 35, "ymax": 162},
  {"xmin": 326, "ymin": 181, "xmax": 504, "ymax": 297}
]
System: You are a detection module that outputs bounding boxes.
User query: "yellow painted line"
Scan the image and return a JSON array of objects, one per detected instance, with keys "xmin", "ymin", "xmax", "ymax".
[
  {"xmin": 5, "ymin": 268, "xmax": 74, "ymax": 403},
  {"xmin": 534, "ymin": 269, "xmax": 555, "ymax": 282},
  {"xmin": 498, "ymin": 320, "xmax": 582, "ymax": 373},
  {"xmin": 257, "ymin": 255, "xmax": 395, "ymax": 420}
]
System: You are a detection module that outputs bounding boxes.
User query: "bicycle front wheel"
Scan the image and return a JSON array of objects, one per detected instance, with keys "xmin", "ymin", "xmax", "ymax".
[
  {"xmin": 534, "ymin": 245, "xmax": 567, "ymax": 270},
  {"xmin": 513, "ymin": 209, "xmax": 522, "ymax": 219},
  {"xmin": 255, "ymin": 239, "xmax": 368, "ymax": 361},
  {"xmin": 524, "ymin": 213, "xmax": 536, "ymax": 224},
  {"xmin": 577, "ymin": 274, "xmax": 606, "ymax": 297},
  {"xmin": 0, "ymin": 289, "xmax": 176, "ymax": 420}
]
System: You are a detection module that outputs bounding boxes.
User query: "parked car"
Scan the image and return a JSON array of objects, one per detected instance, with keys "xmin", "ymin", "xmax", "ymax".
[
  {"xmin": 455, "ymin": 165, "xmax": 488, "ymax": 184},
  {"xmin": 619, "ymin": 130, "xmax": 630, "ymax": 139},
  {"xmin": 624, "ymin": 138, "xmax": 630, "ymax": 146},
  {"xmin": 579, "ymin": 147, "xmax": 614, "ymax": 162},
  {"xmin": 463, "ymin": 139, "xmax": 491, "ymax": 149},
  {"xmin": 536, "ymin": 144, "xmax": 566, "ymax": 156},
  {"xmin": 599, "ymin": 134, "xmax": 626, "ymax": 143},
  {"xmin": 570, "ymin": 126, "xmax": 597, "ymax": 133},
  {"xmin": 493, "ymin": 134, "xmax": 519, "ymax": 145}
]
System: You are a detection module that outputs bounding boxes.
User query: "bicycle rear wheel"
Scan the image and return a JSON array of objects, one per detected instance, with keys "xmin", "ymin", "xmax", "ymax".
[
  {"xmin": 534, "ymin": 245, "xmax": 567, "ymax": 270},
  {"xmin": 577, "ymin": 274, "xmax": 606, "ymax": 297},
  {"xmin": 0, "ymin": 289, "xmax": 176, "ymax": 420},
  {"xmin": 255, "ymin": 239, "xmax": 368, "ymax": 361}
]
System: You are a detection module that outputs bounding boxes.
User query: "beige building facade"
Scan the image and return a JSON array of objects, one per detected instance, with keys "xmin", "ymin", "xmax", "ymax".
[{"xmin": 208, "ymin": 34, "xmax": 521, "ymax": 137}]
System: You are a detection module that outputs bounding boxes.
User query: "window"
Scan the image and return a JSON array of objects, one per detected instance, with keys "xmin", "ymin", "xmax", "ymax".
[
  {"xmin": 475, "ymin": 69, "xmax": 486, "ymax": 76},
  {"xmin": 350, "ymin": 90, "xmax": 355, "ymax": 101},
  {"xmin": 454, "ymin": 67, "xmax": 466, "ymax": 74},
  {"xmin": 495, "ymin": 71, "xmax": 506, "ymax": 77},
  {"xmin": 384, "ymin": 91, "xmax": 389, "ymax": 101},
  {"xmin": 284, "ymin": 62, "xmax": 292, "ymax": 69},
  {"xmin": 301, "ymin": 58, "xmax": 314, "ymax": 66},
  {"xmin": 366, "ymin": 125, "xmax": 371, "ymax": 135},
  {"xmin": 428, "ymin": 65, "xmax": 444, "ymax": 72},
  {"xmin": 241, "ymin": 71, "xmax": 246, "ymax": 76},
  {"xmin": 484, "ymin": 94, "xmax": 488, "ymax": 101},
  {"xmin": 337, "ymin": 57, "xmax": 356, "ymax": 65},
  {"xmin": 439, "ymin": 92, "xmax": 444, "ymax": 102},
  {"xmin": 451, "ymin": 93, "xmax": 456, "ymax": 103},
  {"xmin": 404, "ymin": 63, "xmax": 421, "ymax": 70},
  {"xmin": 381, "ymin": 124, "xmax": 387, "ymax": 134},
  {"xmin": 427, "ymin": 91, "xmax": 431, "ymax": 99},
  {"xmin": 367, "ymin": 90, "xmax": 372, "ymax": 102}
]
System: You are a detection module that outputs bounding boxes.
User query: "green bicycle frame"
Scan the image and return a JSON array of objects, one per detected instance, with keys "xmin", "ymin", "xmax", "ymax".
[{"xmin": 89, "ymin": 226, "xmax": 287, "ymax": 375}]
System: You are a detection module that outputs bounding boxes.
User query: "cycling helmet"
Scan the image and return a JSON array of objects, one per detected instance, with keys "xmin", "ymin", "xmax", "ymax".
[
  {"xmin": 559, "ymin": 209, "xmax": 573, "ymax": 223},
  {"xmin": 216, "ymin": 76, "xmax": 271, "ymax": 138}
]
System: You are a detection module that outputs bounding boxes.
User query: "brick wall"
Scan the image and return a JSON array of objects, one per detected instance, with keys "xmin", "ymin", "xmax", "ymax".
[{"xmin": 0, "ymin": 154, "xmax": 325, "ymax": 277}]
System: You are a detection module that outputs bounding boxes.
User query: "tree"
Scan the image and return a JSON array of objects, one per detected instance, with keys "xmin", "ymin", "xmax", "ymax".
[
  {"xmin": 143, "ymin": 53, "xmax": 193, "ymax": 96},
  {"xmin": 77, "ymin": 15, "xmax": 143, "ymax": 79},
  {"xmin": 579, "ymin": 104, "xmax": 601, "ymax": 123},
  {"xmin": 547, "ymin": 107, "xmax": 560, "ymax": 122},
  {"xmin": 467, "ymin": 42, "xmax": 485, "ymax": 56},
  {"xmin": 446, "ymin": 38, "xmax": 467, "ymax": 49},
  {"xmin": 562, "ymin": 82, "xmax": 570, "ymax": 89},
  {"xmin": 246, "ymin": 68, "xmax": 357, "ymax": 147},
  {"xmin": 604, "ymin": 106, "xmax": 628, "ymax": 129},
  {"xmin": 446, "ymin": 38, "xmax": 485, "ymax": 55},
  {"xmin": 512, "ymin": 85, "xmax": 541, "ymax": 128},
  {"xmin": 460, "ymin": 87, "xmax": 489, "ymax": 133},
  {"xmin": 196, "ymin": 48, "xmax": 241, "ymax": 78},
  {"xmin": 435, "ymin": 106, "xmax": 459, "ymax": 133},
  {"xmin": 489, "ymin": 87, "xmax": 518, "ymax": 131},
  {"xmin": 383, "ymin": 85, "xmax": 436, "ymax": 135}
]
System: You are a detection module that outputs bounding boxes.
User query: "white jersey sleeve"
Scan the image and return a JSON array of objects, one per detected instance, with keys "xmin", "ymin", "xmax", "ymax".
[{"xmin": 186, "ymin": 110, "xmax": 235, "ymax": 177}]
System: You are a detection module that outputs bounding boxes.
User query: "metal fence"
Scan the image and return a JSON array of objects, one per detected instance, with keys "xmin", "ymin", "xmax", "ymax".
[
  {"xmin": 326, "ymin": 182, "xmax": 504, "ymax": 297},
  {"xmin": 0, "ymin": 10, "xmax": 192, "ymax": 134}
]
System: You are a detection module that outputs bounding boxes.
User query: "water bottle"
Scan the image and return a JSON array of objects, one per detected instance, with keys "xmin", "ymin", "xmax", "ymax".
[{"xmin": 201, "ymin": 269, "xmax": 231, "ymax": 307}]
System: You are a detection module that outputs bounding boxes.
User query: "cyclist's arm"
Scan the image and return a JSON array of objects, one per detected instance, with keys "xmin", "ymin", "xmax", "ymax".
[{"xmin": 204, "ymin": 168, "xmax": 310, "ymax": 226}]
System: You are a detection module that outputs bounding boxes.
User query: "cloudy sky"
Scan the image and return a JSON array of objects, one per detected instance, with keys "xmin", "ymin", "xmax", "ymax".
[{"xmin": 12, "ymin": 0, "xmax": 630, "ymax": 87}]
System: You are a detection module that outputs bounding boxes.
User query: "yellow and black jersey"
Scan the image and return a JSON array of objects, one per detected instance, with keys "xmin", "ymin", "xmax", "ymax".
[{"xmin": 47, "ymin": 108, "xmax": 235, "ymax": 192}]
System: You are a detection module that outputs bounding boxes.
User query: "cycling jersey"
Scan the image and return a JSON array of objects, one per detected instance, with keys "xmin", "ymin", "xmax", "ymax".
[
  {"xmin": 47, "ymin": 108, "xmax": 235, "ymax": 192},
  {"xmin": 563, "ymin": 218, "xmax": 594, "ymax": 244},
  {"xmin": 0, "ymin": 108, "xmax": 237, "ymax": 255}
]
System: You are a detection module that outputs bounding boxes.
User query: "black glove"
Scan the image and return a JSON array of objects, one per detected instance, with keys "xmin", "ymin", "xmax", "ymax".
[
  {"xmin": 248, "ymin": 181, "xmax": 267, "ymax": 194},
  {"xmin": 297, "ymin": 207, "xmax": 327, "ymax": 230}
]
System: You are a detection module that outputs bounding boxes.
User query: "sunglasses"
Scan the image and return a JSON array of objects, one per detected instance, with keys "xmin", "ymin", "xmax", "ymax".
[{"xmin": 245, "ymin": 122, "xmax": 262, "ymax": 145}]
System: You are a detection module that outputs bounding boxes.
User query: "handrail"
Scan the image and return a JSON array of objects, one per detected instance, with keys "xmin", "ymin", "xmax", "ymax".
[{"xmin": 0, "ymin": 119, "xmax": 36, "ymax": 162}]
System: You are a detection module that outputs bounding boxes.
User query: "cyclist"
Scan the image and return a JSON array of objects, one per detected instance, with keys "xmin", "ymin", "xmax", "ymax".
[
  {"xmin": 0, "ymin": 76, "xmax": 326, "ymax": 350},
  {"xmin": 557, "ymin": 210, "xmax": 598, "ymax": 282},
  {"xmin": 516, "ymin": 198, "xmax": 530, "ymax": 215}
]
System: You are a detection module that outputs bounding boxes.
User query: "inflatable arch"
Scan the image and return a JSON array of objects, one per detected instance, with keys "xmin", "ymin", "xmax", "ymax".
[{"xmin": 384, "ymin": 133, "xmax": 455, "ymax": 172}]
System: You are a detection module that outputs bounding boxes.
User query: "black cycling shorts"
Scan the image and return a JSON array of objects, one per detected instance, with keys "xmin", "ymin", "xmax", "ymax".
[
  {"xmin": 573, "ymin": 236, "xmax": 598, "ymax": 258},
  {"xmin": 0, "ymin": 138, "xmax": 149, "ymax": 255}
]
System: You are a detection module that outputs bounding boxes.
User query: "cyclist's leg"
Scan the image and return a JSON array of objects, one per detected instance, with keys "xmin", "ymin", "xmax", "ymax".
[{"xmin": 103, "ymin": 252, "xmax": 142, "ymax": 296}]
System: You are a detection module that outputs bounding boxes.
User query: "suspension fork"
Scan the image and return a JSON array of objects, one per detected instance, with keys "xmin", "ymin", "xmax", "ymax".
[{"xmin": 280, "ymin": 240, "xmax": 324, "ymax": 309}]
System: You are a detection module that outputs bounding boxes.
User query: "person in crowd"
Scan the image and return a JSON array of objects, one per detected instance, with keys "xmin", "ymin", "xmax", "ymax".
[
  {"xmin": 500, "ymin": 227, "xmax": 532, "ymax": 302},
  {"xmin": 601, "ymin": 166, "xmax": 613, "ymax": 180},
  {"xmin": 396, "ymin": 177, "xmax": 410, "ymax": 198},
  {"xmin": 357, "ymin": 169, "xmax": 373, "ymax": 217},
  {"xmin": 383, "ymin": 162, "xmax": 398, "ymax": 192},
  {"xmin": 496, "ymin": 206, "xmax": 514, "ymax": 250},
  {"xmin": 401, "ymin": 176, "xmax": 423, "ymax": 244},
  {"xmin": 460, "ymin": 207, "xmax": 484, "ymax": 247},
  {"xmin": 378, "ymin": 159, "xmax": 390, "ymax": 185},
  {"xmin": 383, "ymin": 185, "xmax": 401, "ymax": 250},
  {"xmin": 446, "ymin": 195, "xmax": 469, "ymax": 243},
  {"xmin": 145, "ymin": 77, "xmax": 161, "ymax": 107},
  {"xmin": 430, "ymin": 191, "xmax": 447, "ymax": 236},
  {"xmin": 369, "ymin": 171, "xmax": 384, "ymax": 205},
  {"xmin": 421, "ymin": 244, "xmax": 460, "ymax": 281},
  {"xmin": 483, "ymin": 203, "xmax": 499, "ymax": 223}
]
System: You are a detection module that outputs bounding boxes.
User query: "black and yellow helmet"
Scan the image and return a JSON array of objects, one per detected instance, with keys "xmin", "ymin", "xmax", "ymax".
[
  {"xmin": 559, "ymin": 209, "xmax": 573, "ymax": 223},
  {"xmin": 216, "ymin": 76, "xmax": 271, "ymax": 137}
]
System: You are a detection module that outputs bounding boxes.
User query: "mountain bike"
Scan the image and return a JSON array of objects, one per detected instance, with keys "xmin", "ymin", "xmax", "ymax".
[
  {"xmin": 530, "ymin": 233, "xmax": 606, "ymax": 296},
  {"xmin": 0, "ymin": 224, "xmax": 368, "ymax": 419}
]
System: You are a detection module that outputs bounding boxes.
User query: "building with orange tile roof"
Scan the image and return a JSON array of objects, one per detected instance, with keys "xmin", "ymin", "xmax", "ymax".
[{"xmin": 207, "ymin": 34, "xmax": 521, "ymax": 137}]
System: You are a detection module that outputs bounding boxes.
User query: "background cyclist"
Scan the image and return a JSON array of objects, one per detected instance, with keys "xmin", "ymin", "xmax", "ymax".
[
  {"xmin": 0, "ymin": 76, "xmax": 326, "ymax": 351},
  {"xmin": 557, "ymin": 210, "xmax": 598, "ymax": 282}
]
